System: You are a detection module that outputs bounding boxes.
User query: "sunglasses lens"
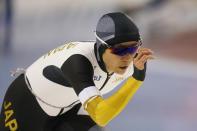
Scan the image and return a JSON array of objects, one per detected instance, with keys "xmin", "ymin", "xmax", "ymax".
[
  {"xmin": 111, "ymin": 46, "xmax": 139, "ymax": 56},
  {"xmin": 128, "ymin": 46, "xmax": 139, "ymax": 54}
]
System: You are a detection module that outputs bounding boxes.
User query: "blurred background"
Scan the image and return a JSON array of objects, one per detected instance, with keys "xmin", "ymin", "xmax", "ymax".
[{"xmin": 0, "ymin": 0, "xmax": 197, "ymax": 130}]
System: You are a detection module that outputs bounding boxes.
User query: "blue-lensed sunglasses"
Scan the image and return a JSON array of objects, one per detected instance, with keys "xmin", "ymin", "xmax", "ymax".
[
  {"xmin": 109, "ymin": 45, "xmax": 140, "ymax": 56},
  {"xmin": 95, "ymin": 32, "xmax": 142, "ymax": 56}
]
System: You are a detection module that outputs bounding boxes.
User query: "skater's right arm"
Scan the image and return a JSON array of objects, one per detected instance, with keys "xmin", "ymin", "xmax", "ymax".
[{"xmin": 83, "ymin": 66, "xmax": 145, "ymax": 127}]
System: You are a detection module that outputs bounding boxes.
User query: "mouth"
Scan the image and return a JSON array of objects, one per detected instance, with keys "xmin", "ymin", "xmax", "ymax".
[{"xmin": 119, "ymin": 66, "xmax": 128, "ymax": 70}]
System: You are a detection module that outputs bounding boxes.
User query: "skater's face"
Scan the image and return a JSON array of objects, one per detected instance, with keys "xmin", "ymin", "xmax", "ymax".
[{"xmin": 103, "ymin": 41, "xmax": 140, "ymax": 74}]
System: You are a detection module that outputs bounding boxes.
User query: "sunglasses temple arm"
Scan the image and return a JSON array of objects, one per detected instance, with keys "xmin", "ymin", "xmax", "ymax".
[{"xmin": 94, "ymin": 32, "xmax": 111, "ymax": 48}]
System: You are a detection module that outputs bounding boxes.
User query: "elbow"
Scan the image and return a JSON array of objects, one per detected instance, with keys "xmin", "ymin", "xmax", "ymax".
[
  {"xmin": 88, "ymin": 112, "xmax": 110, "ymax": 127},
  {"xmin": 93, "ymin": 119, "xmax": 109, "ymax": 127},
  {"xmin": 97, "ymin": 123, "xmax": 108, "ymax": 127}
]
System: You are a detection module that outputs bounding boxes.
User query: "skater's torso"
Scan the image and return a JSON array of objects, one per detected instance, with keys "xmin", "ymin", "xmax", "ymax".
[{"xmin": 26, "ymin": 41, "xmax": 134, "ymax": 116}]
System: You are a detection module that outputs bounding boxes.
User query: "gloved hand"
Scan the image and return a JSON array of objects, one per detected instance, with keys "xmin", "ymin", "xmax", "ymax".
[{"xmin": 132, "ymin": 48, "xmax": 155, "ymax": 81}]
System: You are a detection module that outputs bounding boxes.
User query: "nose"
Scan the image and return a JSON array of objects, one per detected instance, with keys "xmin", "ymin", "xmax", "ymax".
[{"xmin": 122, "ymin": 52, "xmax": 133, "ymax": 60}]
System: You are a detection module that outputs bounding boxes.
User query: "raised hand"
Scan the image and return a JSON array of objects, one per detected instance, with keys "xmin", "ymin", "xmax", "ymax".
[{"xmin": 134, "ymin": 48, "xmax": 155, "ymax": 70}]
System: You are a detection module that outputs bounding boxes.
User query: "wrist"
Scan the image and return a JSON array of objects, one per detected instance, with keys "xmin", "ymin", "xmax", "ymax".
[{"xmin": 132, "ymin": 63, "xmax": 146, "ymax": 81}]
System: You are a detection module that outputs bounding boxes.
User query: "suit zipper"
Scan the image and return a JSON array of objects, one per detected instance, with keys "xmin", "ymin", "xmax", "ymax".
[{"xmin": 99, "ymin": 72, "xmax": 113, "ymax": 91}]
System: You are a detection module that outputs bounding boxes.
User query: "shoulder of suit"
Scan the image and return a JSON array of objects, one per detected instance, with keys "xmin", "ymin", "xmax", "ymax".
[{"xmin": 71, "ymin": 40, "xmax": 95, "ymax": 44}]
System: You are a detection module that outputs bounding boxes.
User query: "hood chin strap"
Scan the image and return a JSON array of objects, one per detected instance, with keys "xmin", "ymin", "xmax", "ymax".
[{"xmin": 94, "ymin": 41, "xmax": 108, "ymax": 73}]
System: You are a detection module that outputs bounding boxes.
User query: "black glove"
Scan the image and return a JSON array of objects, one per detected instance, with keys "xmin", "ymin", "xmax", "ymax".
[{"xmin": 132, "ymin": 62, "xmax": 146, "ymax": 81}]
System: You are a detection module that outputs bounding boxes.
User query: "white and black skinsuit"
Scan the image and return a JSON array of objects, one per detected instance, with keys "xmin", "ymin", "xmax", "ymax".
[{"xmin": 0, "ymin": 41, "xmax": 136, "ymax": 131}]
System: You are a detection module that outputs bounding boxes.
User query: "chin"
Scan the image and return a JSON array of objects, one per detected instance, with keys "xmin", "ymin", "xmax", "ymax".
[{"xmin": 115, "ymin": 70, "xmax": 126, "ymax": 75}]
